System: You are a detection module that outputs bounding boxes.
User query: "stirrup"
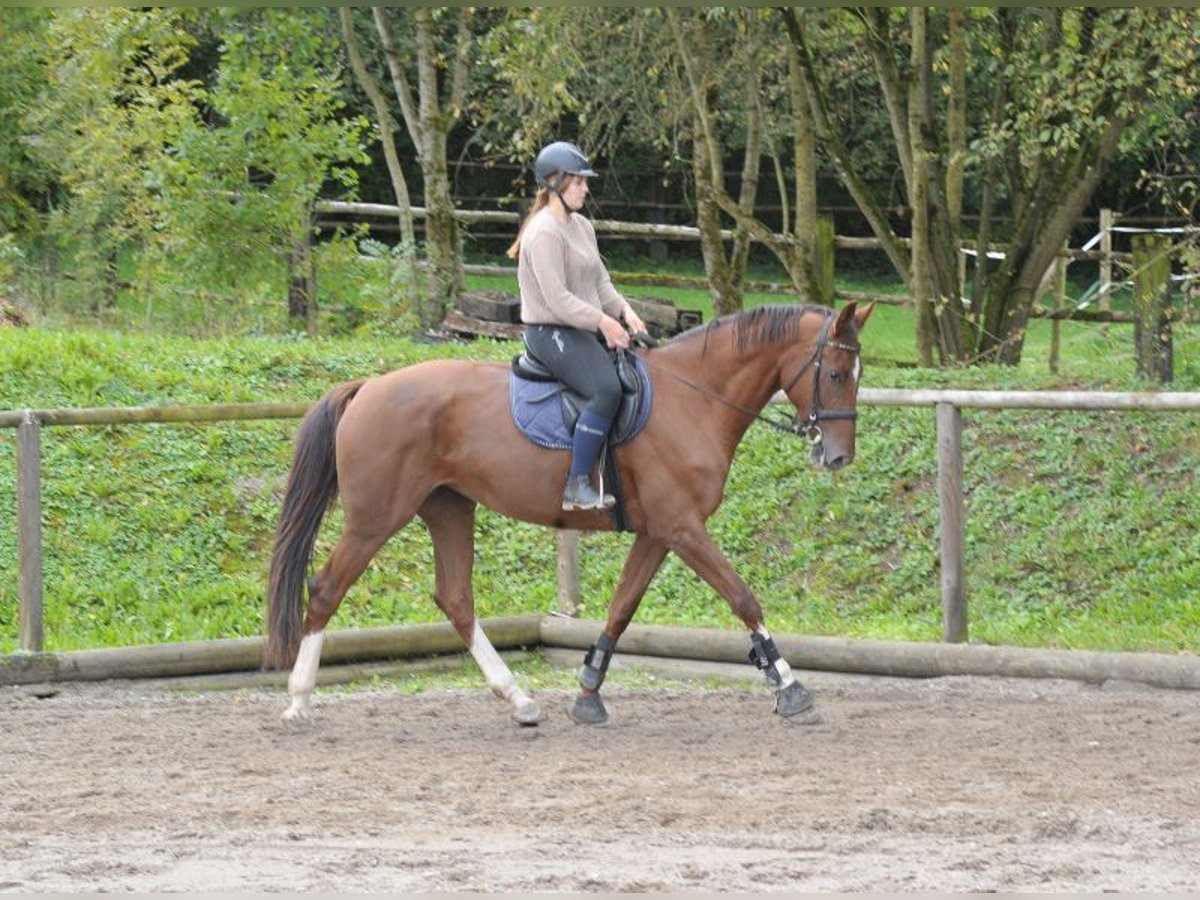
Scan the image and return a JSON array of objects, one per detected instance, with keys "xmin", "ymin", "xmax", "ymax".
[{"xmin": 562, "ymin": 475, "xmax": 615, "ymax": 511}]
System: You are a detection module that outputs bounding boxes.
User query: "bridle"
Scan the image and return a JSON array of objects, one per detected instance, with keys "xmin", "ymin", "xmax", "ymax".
[
  {"xmin": 777, "ymin": 313, "xmax": 861, "ymax": 443},
  {"xmin": 635, "ymin": 311, "xmax": 861, "ymax": 442}
]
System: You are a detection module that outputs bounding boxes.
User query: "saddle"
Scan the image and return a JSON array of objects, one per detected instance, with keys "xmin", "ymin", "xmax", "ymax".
[
  {"xmin": 508, "ymin": 348, "xmax": 652, "ymax": 451},
  {"xmin": 508, "ymin": 347, "xmax": 653, "ymax": 533}
]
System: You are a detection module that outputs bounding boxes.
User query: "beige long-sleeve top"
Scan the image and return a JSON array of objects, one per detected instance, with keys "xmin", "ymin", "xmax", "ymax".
[{"xmin": 517, "ymin": 209, "xmax": 628, "ymax": 331}]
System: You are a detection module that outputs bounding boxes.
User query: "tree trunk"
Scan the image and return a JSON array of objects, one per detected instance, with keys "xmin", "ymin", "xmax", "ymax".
[
  {"xmin": 784, "ymin": 10, "xmax": 911, "ymax": 288},
  {"xmin": 691, "ymin": 108, "xmax": 739, "ymax": 316},
  {"xmin": 373, "ymin": 6, "xmax": 467, "ymax": 331},
  {"xmin": 969, "ymin": 23, "xmax": 1010, "ymax": 348},
  {"xmin": 980, "ymin": 113, "xmax": 1129, "ymax": 364},
  {"xmin": 287, "ymin": 211, "xmax": 317, "ymax": 335},
  {"xmin": 945, "ymin": 8, "xmax": 966, "ymax": 233},
  {"xmin": 340, "ymin": 8, "xmax": 415, "ymax": 250},
  {"xmin": 1132, "ymin": 234, "xmax": 1174, "ymax": 382},
  {"xmin": 908, "ymin": 10, "xmax": 935, "ymax": 366},
  {"xmin": 788, "ymin": 40, "xmax": 822, "ymax": 305},
  {"xmin": 668, "ymin": 8, "xmax": 765, "ymax": 313},
  {"xmin": 913, "ymin": 9, "xmax": 966, "ymax": 364}
]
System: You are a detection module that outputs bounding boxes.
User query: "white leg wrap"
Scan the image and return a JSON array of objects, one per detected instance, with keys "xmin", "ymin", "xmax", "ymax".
[
  {"xmin": 469, "ymin": 622, "xmax": 540, "ymax": 723},
  {"xmin": 283, "ymin": 631, "xmax": 325, "ymax": 721},
  {"xmin": 755, "ymin": 626, "xmax": 796, "ymax": 688}
]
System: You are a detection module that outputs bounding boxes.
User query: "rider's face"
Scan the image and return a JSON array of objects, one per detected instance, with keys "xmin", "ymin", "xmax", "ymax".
[{"xmin": 561, "ymin": 175, "xmax": 590, "ymax": 211}]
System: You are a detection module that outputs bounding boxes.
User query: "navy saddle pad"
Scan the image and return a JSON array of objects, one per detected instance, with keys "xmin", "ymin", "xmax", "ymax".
[{"xmin": 509, "ymin": 351, "xmax": 653, "ymax": 451}]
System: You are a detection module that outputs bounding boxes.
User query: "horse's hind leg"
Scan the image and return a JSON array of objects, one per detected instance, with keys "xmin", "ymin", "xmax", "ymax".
[
  {"xmin": 419, "ymin": 488, "xmax": 542, "ymax": 726},
  {"xmin": 283, "ymin": 523, "xmax": 395, "ymax": 721}
]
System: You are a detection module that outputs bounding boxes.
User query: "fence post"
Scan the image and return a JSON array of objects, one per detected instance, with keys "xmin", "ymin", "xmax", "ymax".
[
  {"xmin": 936, "ymin": 402, "xmax": 967, "ymax": 643},
  {"xmin": 17, "ymin": 411, "xmax": 44, "ymax": 652},
  {"xmin": 1099, "ymin": 208, "xmax": 1114, "ymax": 313},
  {"xmin": 555, "ymin": 529, "xmax": 581, "ymax": 616},
  {"xmin": 1049, "ymin": 241, "xmax": 1068, "ymax": 374},
  {"xmin": 1132, "ymin": 233, "xmax": 1174, "ymax": 383},
  {"xmin": 814, "ymin": 215, "xmax": 836, "ymax": 306}
]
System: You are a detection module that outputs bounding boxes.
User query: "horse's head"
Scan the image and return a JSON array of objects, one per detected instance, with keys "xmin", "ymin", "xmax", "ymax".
[{"xmin": 780, "ymin": 300, "xmax": 874, "ymax": 471}]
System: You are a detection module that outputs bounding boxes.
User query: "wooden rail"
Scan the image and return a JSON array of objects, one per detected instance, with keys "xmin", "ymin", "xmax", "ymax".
[{"xmin": 5, "ymin": 390, "xmax": 1200, "ymax": 653}]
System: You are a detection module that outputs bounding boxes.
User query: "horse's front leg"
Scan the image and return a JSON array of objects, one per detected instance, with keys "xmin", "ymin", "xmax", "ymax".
[
  {"xmin": 568, "ymin": 533, "xmax": 669, "ymax": 725},
  {"xmin": 669, "ymin": 525, "xmax": 817, "ymax": 720}
]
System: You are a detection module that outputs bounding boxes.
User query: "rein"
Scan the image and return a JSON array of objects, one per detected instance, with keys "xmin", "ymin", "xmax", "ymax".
[{"xmin": 635, "ymin": 312, "xmax": 861, "ymax": 442}]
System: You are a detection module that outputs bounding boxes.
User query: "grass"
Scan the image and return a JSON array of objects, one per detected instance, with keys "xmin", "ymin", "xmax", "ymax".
[{"xmin": 1, "ymin": 254, "xmax": 1198, "ymax": 658}]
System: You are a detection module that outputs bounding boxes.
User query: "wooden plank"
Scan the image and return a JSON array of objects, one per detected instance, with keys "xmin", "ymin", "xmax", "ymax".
[
  {"xmin": 0, "ymin": 402, "xmax": 311, "ymax": 429},
  {"xmin": 457, "ymin": 291, "xmax": 521, "ymax": 324},
  {"xmin": 856, "ymin": 388, "xmax": 1200, "ymax": 411},
  {"xmin": 17, "ymin": 412, "xmax": 43, "ymax": 652},
  {"xmin": 0, "ymin": 651, "xmax": 57, "ymax": 685},
  {"xmin": 537, "ymin": 618, "xmax": 1200, "ymax": 690},
  {"xmin": 626, "ymin": 296, "xmax": 682, "ymax": 336},
  {"xmin": 0, "ymin": 616, "xmax": 543, "ymax": 686},
  {"xmin": 936, "ymin": 403, "xmax": 967, "ymax": 643},
  {"xmin": 440, "ymin": 311, "xmax": 524, "ymax": 341}
]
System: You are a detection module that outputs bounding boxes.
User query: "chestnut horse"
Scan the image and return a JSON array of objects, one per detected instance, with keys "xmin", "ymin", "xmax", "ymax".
[{"xmin": 265, "ymin": 301, "xmax": 873, "ymax": 725}]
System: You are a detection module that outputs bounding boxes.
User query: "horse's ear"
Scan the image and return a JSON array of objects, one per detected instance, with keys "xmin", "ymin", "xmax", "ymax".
[
  {"xmin": 833, "ymin": 300, "xmax": 858, "ymax": 337},
  {"xmin": 854, "ymin": 300, "xmax": 876, "ymax": 331}
]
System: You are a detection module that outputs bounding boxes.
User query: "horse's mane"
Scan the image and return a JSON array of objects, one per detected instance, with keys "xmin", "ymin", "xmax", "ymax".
[{"xmin": 666, "ymin": 304, "xmax": 833, "ymax": 355}]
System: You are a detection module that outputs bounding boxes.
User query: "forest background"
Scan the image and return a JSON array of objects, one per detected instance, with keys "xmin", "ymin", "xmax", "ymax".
[{"xmin": 1, "ymin": 7, "xmax": 1198, "ymax": 656}]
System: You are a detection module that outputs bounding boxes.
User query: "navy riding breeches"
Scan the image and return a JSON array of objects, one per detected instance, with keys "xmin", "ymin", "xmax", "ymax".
[{"xmin": 523, "ymin": 323, "xmax": 622, "ymax": 421}]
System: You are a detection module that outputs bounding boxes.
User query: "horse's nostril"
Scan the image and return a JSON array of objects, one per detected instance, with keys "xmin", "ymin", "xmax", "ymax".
[{"xmin": 825, "ymin": 454, "xmax": 849, "ymax": 471}]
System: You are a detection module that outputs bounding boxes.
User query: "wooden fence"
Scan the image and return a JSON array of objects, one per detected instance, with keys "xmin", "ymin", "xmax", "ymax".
[
  {"xmin": 321, "ymin": 200, "xmax": 1154, "ymax": 324},
  {"xmin": 6, "ymin": 388, "xmax": 1200, "ymax": 655}
]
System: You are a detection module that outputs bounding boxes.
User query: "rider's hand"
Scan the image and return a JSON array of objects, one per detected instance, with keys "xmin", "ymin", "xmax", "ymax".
[
  {"xmin": 623, "ymin": 305, "xmax": 647, "ymax": 338},
  {"xmin": 599, "ymin": 314, "xmax": 631, "ymax": 349}
]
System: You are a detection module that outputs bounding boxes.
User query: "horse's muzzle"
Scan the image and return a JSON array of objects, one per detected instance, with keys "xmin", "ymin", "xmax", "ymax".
[{"xmin": 809, "ymin": 439, "xmax": 852, "ymax": 471}]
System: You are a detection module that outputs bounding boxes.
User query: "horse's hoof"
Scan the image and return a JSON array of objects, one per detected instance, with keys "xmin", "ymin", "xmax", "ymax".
[
  {"xmin": 774, "ymin": 681, "xmax": 817, "ymax": 721},
  {"xmin": 568, "ymin": 692, "xmax": 608, "ymax": 725},
  {"xmin": 281, "ymin": 699, "xmax": 311, "ymax": 724},
  {"xmin": 512, "ymin": 699, "xmax": 543, "ymax": 726}
]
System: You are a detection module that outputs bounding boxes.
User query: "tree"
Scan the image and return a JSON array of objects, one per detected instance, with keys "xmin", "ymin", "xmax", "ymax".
[
  {"xmin": 339, "ymin": 7, "xmax": 475, "ymax": 331},
  {"xmin": 26, "ymin": 8, "xmax": 204, "ymax": 309},
  {"xmin": 785, "ymin": 7, "xmax": 965, "ymax": 365},
  {"xmin": 26, "ymin": 8, "xmax": 366, "ymax": 327},
  {"xmin": 670, "ymin": 8, "xmax": 824, "ymax": 312},
  {"xmin": 784, "ymin": 7, "xmax": 1199, "ymax": 367},
  {"xmin": 974, "ymin": 8, "xmax": 1199, "ymax": 364},
  {"xmin": 0, "ymin": 9, "xmax": 53, "ymax": 236},
  {"xmin": 160, "ymin": 8, "xmax": 367, "ymax": 331}
]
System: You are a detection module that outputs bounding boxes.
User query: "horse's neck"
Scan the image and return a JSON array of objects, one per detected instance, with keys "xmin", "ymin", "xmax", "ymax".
[{"xmin": 652, "ymin": 333, "xmax": 783, "ymax": 430}]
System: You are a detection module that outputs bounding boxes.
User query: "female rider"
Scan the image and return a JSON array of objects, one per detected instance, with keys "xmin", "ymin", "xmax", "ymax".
[{"xmin": 507, "ymin": 141, "xmax": 647, "ymax": 511}]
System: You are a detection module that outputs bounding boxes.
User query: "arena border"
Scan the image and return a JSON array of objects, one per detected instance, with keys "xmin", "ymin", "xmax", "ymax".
[{"xmin": 1, "ymin": 615, "xmax": 1198, "ymax": 692}]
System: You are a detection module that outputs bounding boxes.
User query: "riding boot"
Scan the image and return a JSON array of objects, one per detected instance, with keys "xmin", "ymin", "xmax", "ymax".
[
  {"xmin": 562, "ymin": 473, "xmax": 615, "ymax": 511},
  {"xmin": 563, "ymin": 409, "xmax": 615, "ymax": 511}
]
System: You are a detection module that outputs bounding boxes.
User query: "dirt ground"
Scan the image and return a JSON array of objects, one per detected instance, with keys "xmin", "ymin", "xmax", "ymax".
[{"xmin": 1, "ymin": 663, "xmax": 1198, "ymax": 893}]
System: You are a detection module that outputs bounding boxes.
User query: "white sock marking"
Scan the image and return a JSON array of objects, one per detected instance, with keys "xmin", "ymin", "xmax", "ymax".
[
  {"xmin": 283, "ymin": 631, "xmax": 325, "ymax": 720},
  {"xmin": 469, "ymin": 621, "xmax": 534, "ymax": 710}
]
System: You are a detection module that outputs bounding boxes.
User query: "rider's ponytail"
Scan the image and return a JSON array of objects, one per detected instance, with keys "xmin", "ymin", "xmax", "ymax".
[{"xmin": 506, "ymin": 188, "xmax": 553, "ymax": 259}]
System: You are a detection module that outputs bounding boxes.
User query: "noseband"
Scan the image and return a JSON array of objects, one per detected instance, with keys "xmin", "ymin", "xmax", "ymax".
[{"xmin": 777, "ymin": 314, "xmax": 861, "ymax": 443}]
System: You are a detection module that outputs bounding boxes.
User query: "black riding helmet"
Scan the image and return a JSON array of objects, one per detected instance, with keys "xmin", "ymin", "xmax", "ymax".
[{"xmin": 534, "ymin": 141, "xmax": 598, "ymax": 187}]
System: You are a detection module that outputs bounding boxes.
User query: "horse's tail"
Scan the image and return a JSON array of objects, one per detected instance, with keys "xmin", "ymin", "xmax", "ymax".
[{"xmin": 264, "ymin": 379, "xmax": 365, "ymax": 670}]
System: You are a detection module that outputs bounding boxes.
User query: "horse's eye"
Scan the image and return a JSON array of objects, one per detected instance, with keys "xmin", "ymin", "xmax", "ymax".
[{"xmin": 829, "ymin": 370, "xmax": 845, "ymax": 385}]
